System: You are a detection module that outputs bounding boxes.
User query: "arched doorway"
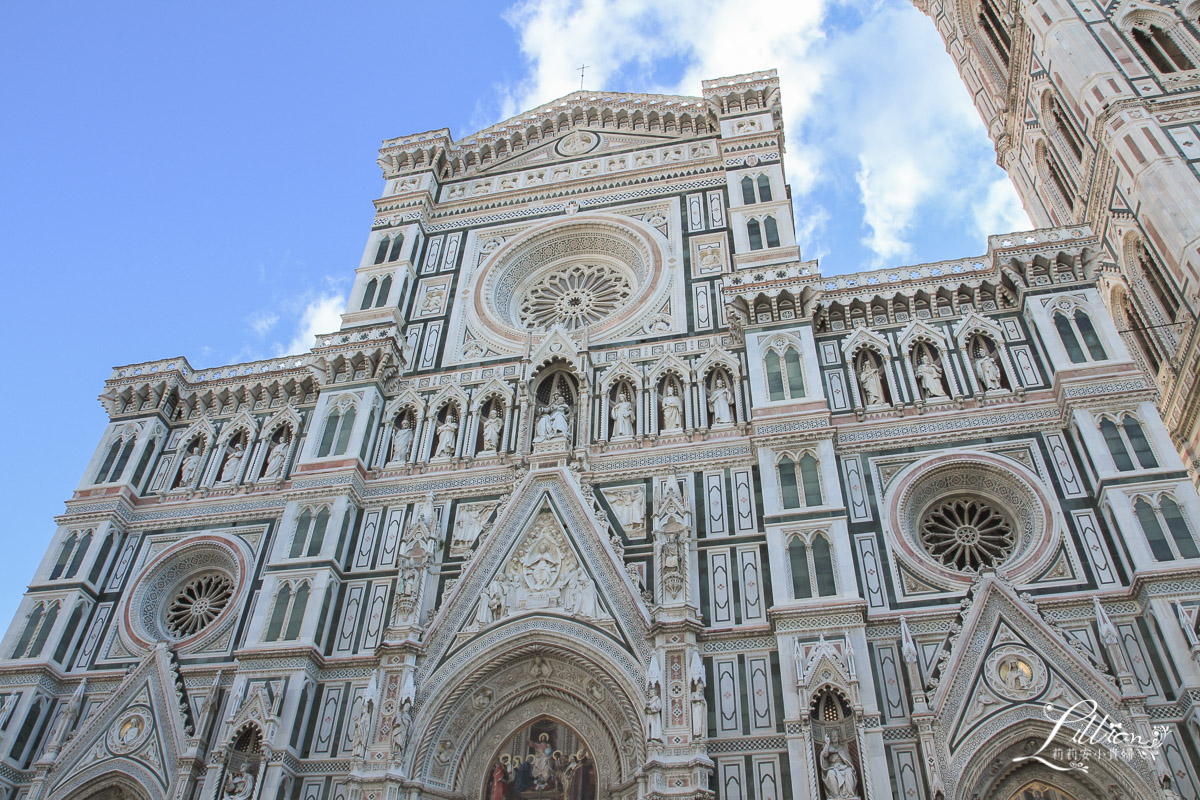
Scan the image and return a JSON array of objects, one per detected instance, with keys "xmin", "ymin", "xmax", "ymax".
[
  {"xmin": 482, "ymin": 717, "xmax": 597, "ymax": 800},
  {"xmin": 58, "ymin": 772, "xmax": 153, "ymax": 800},
  {"xmin": 1005, "ymin": 781, "xmax": 1079, "ymax": 800}
]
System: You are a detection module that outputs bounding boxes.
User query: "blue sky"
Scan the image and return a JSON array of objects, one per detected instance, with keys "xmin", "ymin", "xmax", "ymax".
[{"xmin": 0, "ymin": 1, "xmax": 1028, "ymax": 626}]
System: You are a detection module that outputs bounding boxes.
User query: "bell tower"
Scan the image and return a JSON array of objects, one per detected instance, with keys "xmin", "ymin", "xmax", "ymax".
[{"xmin": 915, "ymin": 0, "xmax": 1200, "ymax": 481}]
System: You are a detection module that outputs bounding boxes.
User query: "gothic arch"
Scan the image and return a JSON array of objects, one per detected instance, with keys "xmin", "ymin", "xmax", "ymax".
[
  {"xmin": 54, "ymin": 768, "xmax": 158, "ymax": 800},
  {"xmin": 408, "ymin": 628, "xmax": 646, "ymax": 797}
]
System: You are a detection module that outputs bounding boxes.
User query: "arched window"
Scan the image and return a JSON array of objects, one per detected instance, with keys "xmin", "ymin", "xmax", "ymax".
[
  {"xmin": 1054, "ymin": 309, "xmax": 1106, "ymax": 363},
  {"xmin": 1101, "ymin": 418, "xmax": 1135, "ymax": 471},
  {"xmin": 11, "ymin": 604, "xmax": 45, "ymax": 658},
  {"xmin": 1124, "ymin": 296, "xmax": 1161, "ymax": 374},
  {"xmin": 130, "ymin": 437, "xmax": 157, "ymax": 489},
  {"xmin": 95, "ymin": 439, "xmax": 122, "ymax": 484},
  {"xmin": 358, "ymin": 410, "xmax": 377, "ymax": 462},
  {"xmin": 765, "ymin": 350, "xmax": 785, "ymax": 401},
  {"xmin": 26, "ymin": 602, "xmax": 59, "ymax": 659},
  {"xmin": 87, "ymin": 534, "xmax": 114, "ymax": 585},
  {"xmin": 1043, "ymin": 145, "xmax": 1075, "ymax": 214},
  {"xmin": 764, "ymin": 341, "xmax": 807, "ymax": 398},
  {"xmin": 1136, "ymin": 496, "xmax": 1200, "ymax": 560},
  {"xmin": 778, "ymin": 456, "xmax": 801, "ymax": 508},
  {"xmin": 387, "ymin": 234, "xmax": 405, "ymax": 262},
  {"xmin": 800, "ymin": 453, "xmax": 823, "ymax": 506},
  {"xmin": 334, "ymin": 406, "xmax": 357, "ymax": 455},
  {"xmin": 1050, "ymin": 99, "xmax": 1085, "ymax": 164},
  {"xmin": 374, "ymin": 237, "xmax": 390, "ymax": 265},
  {"xmin": 1100, "ymin": 414, "xmax": 1158, "ymax": 471},
  {"xmin": 317, "ymin": 404, "xmax": 357, "ymax": 458},
  {"xmin": 265, "ymin": 580, "xmax": 311, "ymax": 642},
  {"xmin": 788, "ymin": 535, "xmax": 837, "ymax": 599},
  {"xmin": 757, "ymin": 174, "xmax": 772, "ymax": 202},
  {"xmin": 376, "ymin": 275, "xmax": 392, "ymax": 308},
  {"xmin": 9, "ymin": 698, "xmax": 44, "ymax": 765},
  {"xmin": 266, "ymin": 583, "xmax": 291, "ymax": 640},
  {"xmin": 978, "ymin": 0, "xmax": 1011, "ymax": 66},
  {"xmin": 51, "ymin": 602, "xmax": 86, "ymax": 665},
  {"xmin": 741, "ymin": 175, "xmax": 756, "ymax": 205},
  {"xmin": 289, "ymin": 507, "xmax": 330, "ymax": 559},
  {"xmin": 1132, "ymin": 24, "xmax": 1195, "ymax": 73},
  {"xmin": 63, "ymin": 530, "xmax": 92, "ymax": 580},
  {"xmin": 49, "ymin": 533, "xmax": 78, "ymax": 581},
  {"xmin": 317, "ymin": 408, "xmax": 341, "ymax": 457},
  {"xmin": 1136, "ymin": 241, "xmax": 1180, "ymax": 319},
  {"xmin": 95, "ymin": 434, "xmax": 137, "ymax": 484},
  {"xmin": 360, "ymin": 278, "xmax": 378, "ymax": 310},
  {"xmin": 747, "ymin": 219, "xmax": 763, "ymax": 250},
  {"xmin": 285, "ymin": 582, "xmax": 310, "ymax": 640},
  {"xmin": 764, "ymin": 216, "xmax": 781, "ymax": 248}
]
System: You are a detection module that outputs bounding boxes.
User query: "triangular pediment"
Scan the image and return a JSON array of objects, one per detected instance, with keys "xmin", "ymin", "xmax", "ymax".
[
  {"xmin": 931, "ymin": 577, "xmax": 1133, "ymax": 790},
  {"xmin": 421, "ymin": 468, "xmax": 652, "ymax": 670},
  {"xmin": 46, "ymin": 643, "xmax": 191, "ymax": 800}
]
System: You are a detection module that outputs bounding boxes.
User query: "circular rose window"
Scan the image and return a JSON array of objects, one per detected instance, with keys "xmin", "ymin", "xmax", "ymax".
[
  {"xmin": 165, "ymin": 572, "xmax": 235, "ymax": 637},
  {"xmin": 518, "ymin": 262, "xmax": 634, "ymax": 331},
  {"xmin": 919, "ymin": 496, "xmax": 1015, "ymax": 571}
]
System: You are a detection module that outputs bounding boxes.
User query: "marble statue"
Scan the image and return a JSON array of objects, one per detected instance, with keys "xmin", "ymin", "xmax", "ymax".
[
  {"xmin": 178, "ymin": 446, "xmax": 201, "ymax": 487},
  {"xmin": 974, "ymin": 348, "xmax": 1003, "ymax": 390},
  {"xmin": 261, "ymin": 437, "xmax": 288, "ymax": 479},
  {"xmin": 690, "ymin": 688, "xmax": 707, "ymax": 739},
  {"xmin": 218, "ymin": 442, "xmax": 244, "ymax": 484},
  {"xmin": 858, "ymin": 359, "xmax": 885, "ymax": 406},
  {"xmin": 611, "ymin": 392, "xmax": 635, "ymax": 438},
  {"xmin": 820, "ymin": 735, "xmax": 860, "ymax": 799},
  {"xmin": 661, "ymin": 385, "xmax": 683, "ymax": 432},
  {"xmin": 533, "ymin": 392, "xmax": 571, "ymax": 442},
  {"xmin": 481, "ymin": 407, "xmax": 503, "ymax": 452},
  {"xmin": 646, "ymin": 694, "xmax": 663, "ymax": 741},
  {"xmin": 708, "ymin": 378, "xmax": 734, "ymax": 426},
  {"xmin": 915, "ymin": 352, "xmax": 948, "ymax": 399},
  {"xmin": 390, "ymin": 418, "xmax": 414, "ymax": 464},
  {"xmin": 434, "ymin": 413, "xmax": 458, "ymax": 458}
]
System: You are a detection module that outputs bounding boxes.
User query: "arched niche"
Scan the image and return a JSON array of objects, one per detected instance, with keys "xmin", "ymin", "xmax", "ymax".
[{"xmin": 481, "ymin": 716, "xmax": 597, "ymax": 800}]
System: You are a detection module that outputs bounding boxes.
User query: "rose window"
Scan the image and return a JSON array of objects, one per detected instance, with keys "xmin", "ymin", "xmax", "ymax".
[
  {"xmin": 165, "ymin": 572, "xmax": 235, "ymax": 638},
  {"xmin": 919, "ymin": 497, "xmax": 1015, "ymax": 572},
  {"xmin": 518, "ymin": 262, "xmax": 633, "ymax": 331}
]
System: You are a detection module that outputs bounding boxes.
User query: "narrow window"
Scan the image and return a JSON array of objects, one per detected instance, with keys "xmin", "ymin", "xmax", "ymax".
[
  {"xmin": 789, "ymin": 538, "xmax": 812, "ymax": 599},
  {"xmin": 778, "ymin": 457, "xmax": 801, "ymax": 509},
  {"xmin": 87, "ymin": 535, "xmax": 114, "ymax": 585},
  {"xmin": 307, "ymin": 508, "xmax": 330, "ymax": 558},
  {"xmin": 359, "ymin": 410, "xmax": 377, "ymax": 462},
  {"xmin": 1100, "ymin": 418, "xmax": 1135, "ymax": 471},
  {"xmin": 285, "ymin": 583, "xmax": 310, "ymax": 640},
  {"xmin": 374, "ymin": 237, "xmax": 389, "ymax": 264},
  {"xmin": 764, "ymin": 216, "xmax": 781, "ymax": 248},
  {"xmin": 12, "ymin": 605, "xmax": 44, "ymax": 658},
  {"xmin": 1122, "ymin": 415, "xmax": 1158, "ymax": 469},
  {"xmin": 27, "ymin": 603, "xmax": 59, "ymax": 658},
  {"xmin": 765, "ymin": 351, "xmax": 786, "ymax": 401},
  {"xmin": 9, "ymin": 700, "xmax": 43, "ymax": 762},
  {"xmin": 1161, "ymin": 497, "xmax": 1200, "ymax": 559},
  {"xmin": 333, "ymin": 406, "xmax": 357, "ymax": 455},
  {"xmin": 757, "ymin": 174, "xmax": 772, "ymax": 202},
  {"xmin": 387, "ymin": 234, "xmax": 405, "ymax": 262},
  {"xmin": 64, "ymin": 531, "xmax": 92, "ymax": 579},
  {"xmin": 376, "ymin": 275, "xmax": 392, "ymax": 308},
  {"xmin": 1075, "ymin": 312, "xmax": 1107, "ymax": 359},
  {"xmin": 1125, "ymin": 298, "xmax": 1161, "ymax": 374},
  {"xmin": 979, "ymin": 0, "xmax": 1011, "ymax": 66},
  {"xmin": 812, "ymin": 536, "xmax": 836, "ymax": 596},
  {"xmin": 1154, "ymin": 25, "xmax": 1195, "ymax": 70},
  {"xmin": 290, "ymin": 510, "xmax": 313, "ymax": 559},
  {"xmin": 131, "ymin": 437, "xmax": 156, "ymax": 489},
  {"xmin": 1054, "ymin": 313, "xmax": 1086, "ymax": 363},
  {"xmin": 360, "ymin": 278, "xmax": 378, "ymax": 311},
  {"xmin": 747, "ymin": 219, "xmax": 763, "ymax": 250},
  {"xmin": 52, "ymin": 604, "xmax": 85, "ymax": 665},
  {"xmin": 1052, "ymin": 103, "xmax": 1084, "ymax": 164},
  {"xmin": 1045, "ymin": 148, "xmax": 1075, "ymax": 212},
  {"xmin": 95, "ymin": 439, "xmax": 122, "ymax": 484},
  {"xmin": 313, "ymin": 586, "xmax": 333, "ymax": 649},
  {"xmin": 784, "ymin": 348, "xmax": 804, "ymax": 396},
  {"xmin": 800, "ymin": 453, "xmax": 823, "ymax": 506},
  {"xmin": 266, "ymin": 584, "xmax": 291, "ymax": 641},
  {"xmin": 317, "ymin": 409, "xmax": 341, "ymax": 458},
  {"xmin": 49, "ymin": 535, "xmax": 77, "ymax": 581},
  {"xmin": 741, "ymin": 176, "xmax": 756, "ymax": 205},
  {"xmin": 1138, "ymin": 243, "xmax": 1180, "ymax": 319},
  {"xmin": 1136, "ymin": 499, "xmax": 1174, "ymax": 560}
]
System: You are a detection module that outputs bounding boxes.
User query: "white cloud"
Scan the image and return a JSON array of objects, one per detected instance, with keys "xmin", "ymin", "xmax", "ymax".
[
  {"xmin": 279, "ymin": 293, "xmax": 345, "ymax": 356},
  {"xmin": 493, "ymin": 0, "xmax": 1031, "ymax": 269},
  {"xmin": 247, "ymin": 311, "xmax": 279, "ymax": 337}
]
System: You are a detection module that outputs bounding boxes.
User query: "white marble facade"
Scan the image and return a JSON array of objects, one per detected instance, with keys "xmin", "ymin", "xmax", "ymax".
[{"xmin": 2, "ymin": 66, "xmax": 1200, "ymax": 800}]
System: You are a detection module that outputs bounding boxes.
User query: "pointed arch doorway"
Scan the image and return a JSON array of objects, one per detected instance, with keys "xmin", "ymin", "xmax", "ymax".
[{"xmin": 483, "ymin": 717, "xmax": 597, "ymax": 800}]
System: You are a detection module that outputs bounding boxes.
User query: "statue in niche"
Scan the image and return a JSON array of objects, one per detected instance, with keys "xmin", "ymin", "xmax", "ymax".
[
  {"xmin": 349, "ymin": 701, "xmax": 371, "ymax": 759},
  {"xmin": 391, "ymin": 704, "xmax": 412, "ymax": 756},
  {"xmin": 708, "ymin": 377, "xmax": 735, "ymax": 426},
  {"xmin": 661, "ymin": 384, "xmax": 683, "ymax": 432},
  {"xmin": 915, "ymin": 351, "xmax": 948, "ymax": 399},
  {"xmin": 390, "ymin": 417, "xmax": 414, "ymax": 464},
  {"xmin": 481, "ymin": 407, "xmax": 504, "ymax": 453},
  {"xmin": 221, "ymin": 765, "xmax": 253, "ymax": 800},
  {"xmin": 261, "ymin": 434, "xmax": 289, "ymax": 479},
  {"xmin": 217, "ymin": 440, "xmax": 245, "ymax": 484},
  {"xmin": 452, "ymin": 503, "xmax": 492, "ymax": 552},
  {"xmin": 974, "ymin": 347, "xmax": 1003, "ymax": 390},
  {"xmin": 690, "ymin": 687, "xmax": 707, "ymax": 739},
  {"xmin": 533, "ymin": 392, "xmax": 571, "ymax": 443},
  {"xmin": 858, "ymin": 357, "xmax": 885, "ymax": 406},
  {"xmin": 177, "ymin": 443, "xmax": 202, "ymax": 488},
  {"xmin": 646, "ymin": 694, "xmax": 663, "ymax": 741},
  {"xmin": 820, "ymin": 735, "xmax": 860, "ymax": 799},
  {"xmin": 611, "ymin": 391, "xmax": 635, "ymax": 438},
  {"xmin": 433, "ymin": 412, "xmax": 458, "ymax": 458}
]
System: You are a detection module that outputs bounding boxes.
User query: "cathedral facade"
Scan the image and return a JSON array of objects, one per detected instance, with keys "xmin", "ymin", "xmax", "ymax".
[{"xmin": 3, "ymin": 62, "xmax": 1200, "ymax": 800}]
